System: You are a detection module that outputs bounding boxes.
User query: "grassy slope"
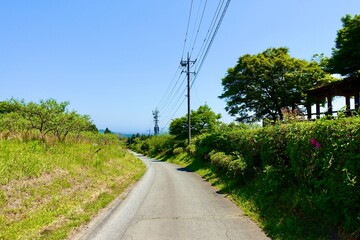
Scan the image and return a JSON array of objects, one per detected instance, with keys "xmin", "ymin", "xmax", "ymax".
[{"xmin": 0, "ymin": 140, "xmax": 146, "ymax": 240}]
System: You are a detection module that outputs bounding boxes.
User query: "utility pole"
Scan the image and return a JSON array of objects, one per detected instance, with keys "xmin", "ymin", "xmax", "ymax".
[
  {"xmin": 180, "ymin": 52, "xmax": 196, "ymax": 145},
  {"xmin": 153, "ymin": 108, "xmax": 160, "ymax": 135}
]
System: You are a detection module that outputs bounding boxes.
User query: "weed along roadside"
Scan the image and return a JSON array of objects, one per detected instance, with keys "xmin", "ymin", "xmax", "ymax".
[
  {"xmin": 0, "ymin": 138, "xmax": 146, "ymax": 239},
  {"xmin": 129, "ymin": 117, "xmax": 360, "ymax": 240}
]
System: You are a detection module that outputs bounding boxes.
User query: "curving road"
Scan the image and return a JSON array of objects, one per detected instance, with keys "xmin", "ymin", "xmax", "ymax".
[{"xmin": 75, "ymin": 152, "xmax": 270, "ymax": 240}]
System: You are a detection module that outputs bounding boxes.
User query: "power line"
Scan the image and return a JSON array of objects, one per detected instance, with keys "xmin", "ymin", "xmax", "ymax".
[
  {"xmin": 159, "ymin": 74, "xmax": 186, "ymax": 114},
  {"xmin": 195, "ymin": 0, "xmax": 224, "ymax": 59},
  {"xmin": 162, "ymin": 95, "xmax": 187, "ymax": 132},
  {"xmin": 189, "ymin": 0, "xmax": 208, "ymax": 58},
  {"xmin": 182, "ymin": 0, "xmax": 194, "ymax": 59},
  {"xmin": 193, "ymin": 0, "xmax": 231, "ymax": 87},
  {"xmin": 156, "ymin": 66, "xmax": 182, "ymax": 112},
  {"xmin": 191, "ymin": 0, "xmax": 231, "ymax": 85},
  {"xmin": 155, "ymin": 0, "xmax": 232, "ymax": 133},
  {"xmin": 159, "ymin": 75, "xmax": 188, "ymax": 131}
]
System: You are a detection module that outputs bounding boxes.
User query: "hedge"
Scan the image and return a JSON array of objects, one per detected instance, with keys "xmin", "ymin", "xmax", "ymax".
[{"xmin": 193, "ymin": 117, "xmax": 360, "ymax": 236}]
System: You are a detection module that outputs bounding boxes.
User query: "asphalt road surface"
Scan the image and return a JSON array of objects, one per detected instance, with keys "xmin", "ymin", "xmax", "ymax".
[{"xmin": 75, "ymin": 152, "xmax": 270, "ymax": 240}]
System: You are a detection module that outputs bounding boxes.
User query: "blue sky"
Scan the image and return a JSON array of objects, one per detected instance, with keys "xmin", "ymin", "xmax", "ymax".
[{"xmin": 1, "ymin": 1, "xmax": 359, "ymax": 134}]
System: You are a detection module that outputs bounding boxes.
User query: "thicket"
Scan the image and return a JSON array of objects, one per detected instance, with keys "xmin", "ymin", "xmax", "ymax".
[{"xmin": 132, "ymin": 117, "xmax": 360, "ymax": 239}]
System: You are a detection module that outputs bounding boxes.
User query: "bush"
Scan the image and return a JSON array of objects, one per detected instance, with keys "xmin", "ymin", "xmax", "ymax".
[
  {"xmin": 173, "ymin": 147, "xmax": 183, "ymax": 155},
  {"xmin": 227, "ymin": 157, "xmax": 247, "ymax": 181},
  {"xmin": 185, "ymin": 144, "xmax": 196, "ymax": 156},
  {"xmin": 129, "ymin": 135, "xmax": 176, "ymax": 156},
  {"xmin": 147, "ymin": 135, "xmax": 176, "ymax": 156},
  {"xmin": 194, "ymin": 118, "xmax": 360, "ymax": 237},
  {"xmin": 140, "ymin": 141, "xmax": 150, "ymax": 153},
  {"xmin": 209, "ymin": 151, "xmax": 233, "ymax": 173}
]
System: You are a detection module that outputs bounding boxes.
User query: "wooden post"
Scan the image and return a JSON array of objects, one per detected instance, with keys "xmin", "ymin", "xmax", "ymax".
[
  {"xmin": 355, "ymin": 92, "xmax": 360, "ymax": 111},
  {"xmin": 327, "ymin": 95, "xmax": 333, "ymax": 116},
  {"xmin": 306, "ymin": 104, "xmax": 312, "ymax": 120},
  {"xmin": 346, "ymin": 96, "xmax": 351, "ymax": 116},
  {"xmin": 316, "ymin": 101, "xmax": 321, "ymax": 119}
]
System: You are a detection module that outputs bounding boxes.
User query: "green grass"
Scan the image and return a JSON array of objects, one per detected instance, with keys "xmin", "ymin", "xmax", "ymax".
[{"xmin": 0, "ymin": 139, "xmax": 146, "ymax": 239}]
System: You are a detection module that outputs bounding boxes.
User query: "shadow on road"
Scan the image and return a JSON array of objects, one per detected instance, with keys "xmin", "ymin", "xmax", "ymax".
[{"xmin": 176, "ymin": 167, "xmax": 193, "ymax": 172}]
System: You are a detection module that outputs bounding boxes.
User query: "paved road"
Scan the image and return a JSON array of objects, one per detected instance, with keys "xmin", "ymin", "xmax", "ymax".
[{"xmin": 75, "ymin": 152, "xmax": 270, "ymax": 240}]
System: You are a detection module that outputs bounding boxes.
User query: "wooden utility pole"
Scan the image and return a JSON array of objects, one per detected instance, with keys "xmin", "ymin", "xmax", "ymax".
[{"xmin": 180, "ymin": 53, "xmax": 195, "ymax": 145}]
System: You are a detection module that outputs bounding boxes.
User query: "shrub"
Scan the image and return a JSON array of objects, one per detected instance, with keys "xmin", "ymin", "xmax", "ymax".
[
  {"xmin": 185, "ymin": 144, "xmax": 196, "ymax": 156},
  {"xmin": 147, "ymin": 135, "xmax": 176, "ymax": 156},
  {"xmin": 227, "ymin": 157, "xmax": 247, "ymax": 181},
  {"xmin": 193, "ymin": 118, "xmax": 360, "ymax": 236},
  {"xmin": 173, "ymin": 147, "xmax": 183, "ymax": 155},
  {"xmin": 140, "ymin": 141, "xmax": 150, "ymax": 153},
  {"xmin": 209, "ymin": 151, "xmax": 233, "ymax": 173}
]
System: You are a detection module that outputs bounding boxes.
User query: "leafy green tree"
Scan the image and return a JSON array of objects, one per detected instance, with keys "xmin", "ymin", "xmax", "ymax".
[
  {"xmin": 169, "ymin": 104, "xmax": 221, "ymax": 140},
  {"xmin": 327, "ymin": 14, "xmax": 360, "ymax": 77},
  {"xmin": 0, "ymin": 98, "xmax": 96, "ymax": 141},
  {"xmin": 0, "ymin": 99, "xmax": 22, "ymax": 114},
  {"xmin": 53, "ymin": 112, "xmax": 94, "ymax": 141},
  {"xmin": 219, "ymin": 47, "xmax": 334, "ymax": 122},
  {"xmin": 104, "ymin": 127, "xmax": 111, "ymax": 134},
  {"xmin": 20, "ymin": 99, "xmax": 69, "ymax": 137}
]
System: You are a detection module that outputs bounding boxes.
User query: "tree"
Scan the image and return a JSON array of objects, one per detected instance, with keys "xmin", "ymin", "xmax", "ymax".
[
  {"xmin": 0, "ymin": 98, "xmax": 96, "ymax": 141},
  {"xmin": 169, "ymin": 104, "xmax": 221, "ymax": 140},
  {"xmin": 20, "ymin": 98, "xmax": 70, "ymax": 137},
  {"xmin": 219, "ymin": 47, "xmax": 334, "ymax": 122},
  {"xmin": 104, "ymin": 127, "xmax": 111, "ymax": 134},
  {"xmin": 0, "ymin": 98, "xmax": 22, "ymax": 114},
  {"xmin": 53, "ymin": 112, "xmax": 94, "ymax": 141},
  {"xmin": 327, "ymin": 14, "xmax": 360, "ymax": 77}
]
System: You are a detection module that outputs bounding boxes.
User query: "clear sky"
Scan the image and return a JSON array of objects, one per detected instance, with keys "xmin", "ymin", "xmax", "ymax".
[{"xmin": 1, "ymin": 1, "xmax": 360, "ymax": 134}]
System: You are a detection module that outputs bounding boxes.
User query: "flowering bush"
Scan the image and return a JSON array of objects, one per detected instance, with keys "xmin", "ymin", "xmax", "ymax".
[
  {"xmin": 309, "ymin": 138, "xmax": 321, "ymax": 148},
  {"xmin": 193, "ymin": 117, "xmax": 360, "ymax": 236}
]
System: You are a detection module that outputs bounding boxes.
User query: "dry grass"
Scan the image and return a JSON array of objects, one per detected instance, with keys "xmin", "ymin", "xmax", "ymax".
[{"xmin": 0, "ymin": 139, "xmax": 145, "ymax": 239}]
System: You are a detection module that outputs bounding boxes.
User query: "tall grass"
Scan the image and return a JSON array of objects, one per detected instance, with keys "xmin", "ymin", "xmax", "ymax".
[{"xmin": 0, "ymin": 136, "xmax": 145, "ymax": 239}]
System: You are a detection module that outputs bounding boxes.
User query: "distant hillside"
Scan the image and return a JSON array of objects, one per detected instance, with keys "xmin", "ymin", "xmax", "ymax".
[{"xmin": 98, "ymin": 129, "xmax": 132, "ymax": 138}]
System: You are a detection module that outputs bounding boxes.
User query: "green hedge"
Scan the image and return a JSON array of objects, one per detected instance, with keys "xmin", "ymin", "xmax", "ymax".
[
  {"xmin": 130, "ymin": 135, "xmax": 177, "ymax": 157},
  {"xmin": 194, "ymin": 118, "xmax": 360, "ymax": 236}
]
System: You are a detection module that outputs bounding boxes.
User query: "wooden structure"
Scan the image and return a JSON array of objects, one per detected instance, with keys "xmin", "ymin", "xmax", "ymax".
[{"xmin": 307, "ymin": 77, "xmax": 360, "ymax": 119}]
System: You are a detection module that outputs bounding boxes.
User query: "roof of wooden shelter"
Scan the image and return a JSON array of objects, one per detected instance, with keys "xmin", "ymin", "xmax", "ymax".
[{"xmin": 308, "ymin": 77, "xmax": 360, "ymax": 100}]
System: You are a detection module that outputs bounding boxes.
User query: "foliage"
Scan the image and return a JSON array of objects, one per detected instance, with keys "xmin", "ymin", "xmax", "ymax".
[
  {"xmin": 129, "ymin": 134, "xmax": 176, "ymax": 157},
  {"xmin": 104, "ymin": 127, "xmax": 111, "ymax": 134},
  {"xmin": 126, "ymin": 133, "xmax": 150, "ymax": 145},
  {"xmin": 227, "ymin": 157, "xmax": 247, "ymax": 179},
  {"xmin": 0, "ymin": 134, "xmax": 145, "ymax": 240},
  {"xmin": 200, "ymin": 119, "xmax": 360, "ymax": 238},
  {"xmin": 219, "ymin": 47, "xmax": 335, "ymax": 122},
  {"xmin": 281, "ymin": 107, "xmax": 305, "ymax": 123},
  {"xmin": 327, "ymin": 14, "xmax": 360, "ymax": 77},
  {"xmin": 209, "ymin": 151, "xmax": 233, "ymax": 173},
  {"xmin": 173, "ymin": 147, "xmax": 184, "ymax": 155},
  {"xmin": 0, "ymin": 98, "xmax": 97, "ymax": 142},
  {"xmin": 143, "ymin": 117, "xmax": 360, "ymax": 239},
  {"xmin": 169, "ymin": 104, "xmax": 221, "ymax": 140},
  {"xmin": 0, "ymin": 97, "xmax": 148, "ymax": 239}
]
